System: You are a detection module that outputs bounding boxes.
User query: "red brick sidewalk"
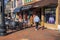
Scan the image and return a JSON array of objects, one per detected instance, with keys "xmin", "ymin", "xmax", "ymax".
[{"xmin": 0, "ymin": 27, "xmax": 60, "ymax": 40}]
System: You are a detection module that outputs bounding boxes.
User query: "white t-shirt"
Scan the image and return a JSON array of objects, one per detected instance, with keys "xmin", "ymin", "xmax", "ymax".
[{"xmin": 34, "ymin": 16, "xmax": 40, "ymax": 22}]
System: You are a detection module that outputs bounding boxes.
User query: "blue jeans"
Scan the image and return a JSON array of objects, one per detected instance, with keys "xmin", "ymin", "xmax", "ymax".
[{"xmin": 35, "ymin": 22, "xmax": 39, "ymax": 29}]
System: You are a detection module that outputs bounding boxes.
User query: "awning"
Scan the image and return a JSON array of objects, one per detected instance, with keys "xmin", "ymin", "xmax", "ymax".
[
  {"xmin": 32, "ymin": 0, "xmax": 58, "ymax": 7},
  {"xmin": 13, "ymin": 7, "xmax": 21, "ymax": 13}
]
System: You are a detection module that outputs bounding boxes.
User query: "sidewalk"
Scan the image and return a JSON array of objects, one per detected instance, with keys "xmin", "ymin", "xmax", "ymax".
[{"xmin": 0, "ymin": 27, "xmax": 60, "ymax": 40}]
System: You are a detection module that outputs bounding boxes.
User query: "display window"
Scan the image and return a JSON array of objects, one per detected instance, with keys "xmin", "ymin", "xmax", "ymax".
[{"xmin": 44, "ymin": 7, "xmax": 56, "ymax": 24}]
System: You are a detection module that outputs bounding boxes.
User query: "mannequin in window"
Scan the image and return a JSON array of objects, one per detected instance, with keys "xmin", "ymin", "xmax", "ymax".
[{"xmin": 48, "ymin": 15, "xmax": 55, "ymax": 24}]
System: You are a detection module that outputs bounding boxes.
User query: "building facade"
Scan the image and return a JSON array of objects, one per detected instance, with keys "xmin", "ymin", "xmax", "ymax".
[
  {"xmin": 22, "ymin": 0, "xmax": 40, "ymax": 5},
  {"xmin": 17, "ymin": 0, "xmax": 23, "ymax": 7},
  {"xmin": 5, "ymin": 0, "xmax": 60, "ymax": 30},
  {"xmin": 5, "ymin": 0, "xmax": 23, "ymax": 15},
  {"xmin": 5, "ymin": 0, "xmax": 16, "ymax": 15},
  {"xmin": 13, "ymin": 0, "xmax": 23, "ymax": 13},
  {"xmin": 21, "ymin": 0, "xmax": 59, "ymax": 30}
]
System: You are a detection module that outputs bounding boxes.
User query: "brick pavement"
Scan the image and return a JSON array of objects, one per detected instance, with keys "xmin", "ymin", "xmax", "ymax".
[{"xmin": 0, "ymin": 27, "xmax": 60, "ymax": 40}]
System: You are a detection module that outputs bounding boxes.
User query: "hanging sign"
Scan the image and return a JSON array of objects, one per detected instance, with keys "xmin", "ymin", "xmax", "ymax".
[{"xmin": 21, "ymin": 5, "xmax": 32, "ymax": 10}]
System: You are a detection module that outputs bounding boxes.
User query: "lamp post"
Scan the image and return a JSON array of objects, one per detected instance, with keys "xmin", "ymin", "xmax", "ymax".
[{"xmin": 0, "ymin": 0, "xmax": 6, "ymax": 36}]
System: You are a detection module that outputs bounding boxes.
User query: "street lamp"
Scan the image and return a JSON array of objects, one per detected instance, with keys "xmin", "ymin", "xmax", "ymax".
[{"xmin": 0, "ymin": 0, "xmax": 6, "ymax": 36}]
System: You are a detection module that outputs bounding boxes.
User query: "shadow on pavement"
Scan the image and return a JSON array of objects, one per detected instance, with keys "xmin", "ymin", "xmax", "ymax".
[
  {"xmin": 6, "ymin": 26, "xmax": 47, "ymax": 36},
  {"xmin": 6, "ymin": 26, "xmax": 34, "ymax": 35},
  {"xmin": 55, "ymin": 33, "xmax": 60, "ymax": 40},
  {"xmin": 38, "ymin": 26, "xmax": 47, "ymax": 30},
  {"xmin": 6, "ymin": 30, "xmax": 19, "ymax": 36}
]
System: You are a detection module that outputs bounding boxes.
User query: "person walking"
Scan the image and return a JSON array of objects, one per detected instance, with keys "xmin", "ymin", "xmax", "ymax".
[
  {"xmin": 30, "ymin": 15, "xmax": 33, "ymax": 27},
  {"xmin": 23, "ymin": 14, "xmax": 28, "ymax": 28},
  {"xmin": 19, "ymin": 14, "xmax": 23, "ymax": 30},
  {"xmin": 15, "ymin": 13, "xmax": 19, "ymax": 30},
  {"xmin": 34, "ymin": 14, "xmax": 40, "ymax": 31}
]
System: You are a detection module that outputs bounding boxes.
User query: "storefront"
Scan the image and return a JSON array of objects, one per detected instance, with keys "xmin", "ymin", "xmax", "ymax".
[
  {"xmin": 22, "ymin": 0, "xmax": 59, "ymax": 30},
  {"xmin": 44, "ymin": 5, "xmax": 57, "ymax": 30},
  {"xmin": 32, "ymin": 0, "xmax": 58, "ymax": 30}
]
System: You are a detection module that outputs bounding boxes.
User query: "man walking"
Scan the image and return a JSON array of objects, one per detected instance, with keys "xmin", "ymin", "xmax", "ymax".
[{"xmin": 34, "ymin": 14, "xmax": 40, "ymax": 31}]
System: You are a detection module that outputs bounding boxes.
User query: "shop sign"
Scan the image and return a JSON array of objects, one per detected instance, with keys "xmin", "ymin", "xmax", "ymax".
[
  {"xmin": 24, "ymin": 0, "xmax": 32, "ymax": 3},
  {"xmin": 33, "ymin": 5, "xmax": 40, "ymax": 7},
  {"xmin": 21, "ymin": 5, "xmax": 32, "ymax": 10},
  {"xmin": 33, "ymin": 3, "xmax": 41, "ymax": 7},
  {"xmin": 0, "ymin": 1, "xmax": 2, "ymax": 25}
]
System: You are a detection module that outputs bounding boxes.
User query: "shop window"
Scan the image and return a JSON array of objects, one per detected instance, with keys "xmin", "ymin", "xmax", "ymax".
[{"xmin": 44, "ymin": 7, "xmax": 56, "ymax": 24}]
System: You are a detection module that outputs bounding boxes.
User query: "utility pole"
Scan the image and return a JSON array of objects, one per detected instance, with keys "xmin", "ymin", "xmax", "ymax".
[{"xmin": 0, "ymin": 0, "xmax": 6, "ymax": 36}]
